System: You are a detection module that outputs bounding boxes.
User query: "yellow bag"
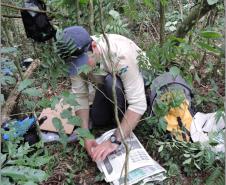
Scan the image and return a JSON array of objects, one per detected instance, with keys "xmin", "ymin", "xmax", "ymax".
[{"xmin": 164, "ymin": 100, "xmax": 192, "ymax": 142}]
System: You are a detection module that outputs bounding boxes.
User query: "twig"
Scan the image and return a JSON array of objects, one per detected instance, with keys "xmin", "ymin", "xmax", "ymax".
[
  {"xmin": 1, "ymin": 2, "xmax": 51, "ymax": 14},
  {"xmin": 98, "ymin": 1, "xmax": 129, "ymax": 184},
  {"xmin": 2, "ymin": 14, "xmax": 22, "ymax": 18},
  {"xmin": 177, "ymin": 0, "xmax": 183, "ymax": 21}
]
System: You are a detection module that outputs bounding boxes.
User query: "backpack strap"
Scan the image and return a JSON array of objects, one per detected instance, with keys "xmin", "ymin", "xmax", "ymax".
[{"xmin": 177, "ymin": 117, "xmax": 191, "ymax": 142}]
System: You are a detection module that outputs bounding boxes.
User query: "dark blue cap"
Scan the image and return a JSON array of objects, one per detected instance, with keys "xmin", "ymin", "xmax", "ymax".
[{"xmin": 63, "ymin": 26, "xmax": 92, "ymax": 76}]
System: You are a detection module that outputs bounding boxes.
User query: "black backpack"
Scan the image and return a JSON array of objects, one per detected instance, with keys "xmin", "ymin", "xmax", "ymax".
[{"xmin": 21, "ymin": 0, "xmax": 56, "ymax": 42}]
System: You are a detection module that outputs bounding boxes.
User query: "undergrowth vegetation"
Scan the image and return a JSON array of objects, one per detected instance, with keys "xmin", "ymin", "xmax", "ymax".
[{"xmin": 1, "ymin": 0, "xmax": 225, "ymax": 184}]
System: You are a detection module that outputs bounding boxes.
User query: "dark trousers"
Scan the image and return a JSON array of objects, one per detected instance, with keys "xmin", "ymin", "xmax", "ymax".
[{"xmin": 90, "ymin": 74, "xmax": 127, "ymax": 127}]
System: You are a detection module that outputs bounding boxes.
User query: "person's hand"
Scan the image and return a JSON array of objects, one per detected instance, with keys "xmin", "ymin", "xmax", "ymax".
[
  {"xmin": 91, "ymin": 140, "xmax": 118, "ymax": 162},
  {"xmin": 84, "ymin": 139, "xmax": 98, "ymax": 157}
]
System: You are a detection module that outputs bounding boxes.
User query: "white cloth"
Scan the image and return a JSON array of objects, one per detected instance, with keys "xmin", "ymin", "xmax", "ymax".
[
  {"xmin": 70, "ymin": 34, "xmax": 147, "ymax": 115},
  {"xmin": 190, "ymin": 112, "xmax": 225, "ymax": 153}
]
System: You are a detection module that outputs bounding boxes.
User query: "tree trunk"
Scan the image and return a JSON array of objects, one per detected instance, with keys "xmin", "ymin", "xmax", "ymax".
[
  {"xmin": 159, "ymin": 1, "xmax": 165, "ymax": 47},
  {"xmin": 76, "ymin": 0, "xmax": 80, "ymax": 25},
  {"xmin": 89, "ymin": 0, "xmax": 94, "ymax": 34},
  {"xmin": 176, "ymin": 0, "xmax": 216, "ymax": 38}
]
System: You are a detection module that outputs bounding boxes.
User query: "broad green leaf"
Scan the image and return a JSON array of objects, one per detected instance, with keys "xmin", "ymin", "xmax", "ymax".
[
  {"xmin": 38, "ymin": 98, "xmax": 51, "ymax": 108},
  {"xmin": 183, "ymin": 158, "xmax": 192, "ymax": 165},
  {"xmin": 1, "ymin": 76, "xmax": 16, "ymax": 85},
  {"xmin": 23, "ymin": 88, "xmax": 42, "ymax": 97},
  {"xmin": 50, "ymin": 96, "xmax": 60, "ymax": 109},
  {"xmin": 200, "ymin": 31, "xmax": 222, "ymax": 39},
  {"xmin": 18, "ymin": 79, "xmax": 33, "ymax": 92},
  {"xmin": 63, "ymin": 93, "xmax": 78, "ymax": 107},
  {"xmin": 198, "ymin": 42, "xmax": 220, "ymax": 53},
  {"xmin": 207, "ymin": 0, "xmax": 219, "ymax": 5},
  {"xmin": 76, "ymin": 128, "xmax": 94, "ymax": 139},
  {"xmin": 169, "ymin": 66, "xmax": 180, "ymax": 78},
  {"xmin": 60, "ymin": 109, "xmax": 72, "ymax": 119},
  {"xmin": 68, "ymin": 116, "xmax": 81, "ymax": 126},
  {"xmin": 1, "ymin": 166, "xmax": 48, "ymax": 182},
  {"xmin": 52, "ymin": 117, "xmax": 63, "ymax": 131}
]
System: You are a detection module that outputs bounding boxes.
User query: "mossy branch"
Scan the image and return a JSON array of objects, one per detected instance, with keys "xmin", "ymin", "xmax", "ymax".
[{"xmin": 175, "ymin": 0, "xmax": 216, "ymax": 38}]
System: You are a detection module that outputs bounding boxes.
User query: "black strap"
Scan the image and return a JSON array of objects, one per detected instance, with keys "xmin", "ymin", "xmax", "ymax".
[{"xmin": 177, "ymin": 117, "xmax": 187, "ymax": 141}]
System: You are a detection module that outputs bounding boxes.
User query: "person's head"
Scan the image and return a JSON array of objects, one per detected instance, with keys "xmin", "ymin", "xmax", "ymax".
[{"xmin": 60, "ymin": 26, "xmax": 98, "ymax": 76}]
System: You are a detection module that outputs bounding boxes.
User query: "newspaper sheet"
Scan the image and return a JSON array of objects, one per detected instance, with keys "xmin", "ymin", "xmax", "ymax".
[{"xmin": 95, "ymin": 129, "xmax": 166, "ymax": 184}]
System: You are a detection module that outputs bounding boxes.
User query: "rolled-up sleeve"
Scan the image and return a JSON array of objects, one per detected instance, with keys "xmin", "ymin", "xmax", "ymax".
[
  {"xmin": 117, "ymin": 56, "xmax": 147, "ymax": 115},
  {"xmin": 70, "ymin": 75, "xmax": 89, "ymax": 111}
]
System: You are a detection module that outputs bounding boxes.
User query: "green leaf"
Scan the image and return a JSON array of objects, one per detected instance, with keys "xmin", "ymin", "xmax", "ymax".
[
  {"xmin": 76, "ymin": 128, "xmax": 94, "ymax": 139},
  {"xmin": 60, "ymin": 109, "xmax": 72, "ymax": 119},
  {"xmin": 63, "ymin": 93, "xmax": 78, "ymax": 107},
  {"xmin": 1, "ymin": 76, "xmax": 16, "ymax": 85},
  {"xmin": 169, "ymin": 66, "xmax": 180, "ymax": 78},
  {"xmin": 200, "ymin": 31, "xmax": 222, "ymax": 39},
  {"xmin": 1, "ymin": 153, "xmax": 7, "ymax": 165},
  {"xmin": 68, "ymin": 116, "xmax": 81, "ymax": 126},
  {"xmin": 18, "ymin": 79, "xmax": 33, "ymax": 92},
  {"xmin": 158, "ymin": 118, "xmax": 167, "ymax": 132},
  {"xmin": 52, "ymin": 117, "xmax": 63, "ymax": 131},
  {"xmin": 23, "ymin": 88, "xmax": 42, "ymax": 97},
  {"xmin": 1, "ymin": 166, "xmax": 48, "ymax": 182},
  {"xmin": 50, "ymin": 96, "xmax": 60, "ymax": 109},
  {"xmin": 38, "ymin": 98, "xmax": 51, "ymax": 108},
  {"xmin": 158, "ymin": 145, "xmax": 164, "ymax": 152},
  {"xmin": 198, "ymin": 42, "xmax": 220, "ymax": 53},
  {"xmin": 207, "ymin": 0, "xmax": 219, "ymax": 5},
  {"xmin": 183, "ymin": 158, "xmax": 192, "ymax": 165},
  {"xmin": 194, "ymin": 161, "xmax": 201, "ymax": 170}
]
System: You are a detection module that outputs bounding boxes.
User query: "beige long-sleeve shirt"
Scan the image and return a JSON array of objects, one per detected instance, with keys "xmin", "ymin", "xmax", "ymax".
[{"xmin": 70, "ymin": 34, "xmax": 147, "ymax": 115}]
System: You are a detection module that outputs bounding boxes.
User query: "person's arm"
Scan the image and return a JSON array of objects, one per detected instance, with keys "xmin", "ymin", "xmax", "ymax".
[
  {"xmin": 76, "ymin": 109, "xmax": 89, "ymax": 129},
  {"xmin": 114, "ymin": 109, "xmax": 141, "ymax": 141},
  {"xmin": 76, "ymin": 109, "xmax": 97, "ymax": 157},
  {"xmin": 71, "ymin": 75, "xmax": 98, "ymax": 156}
]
